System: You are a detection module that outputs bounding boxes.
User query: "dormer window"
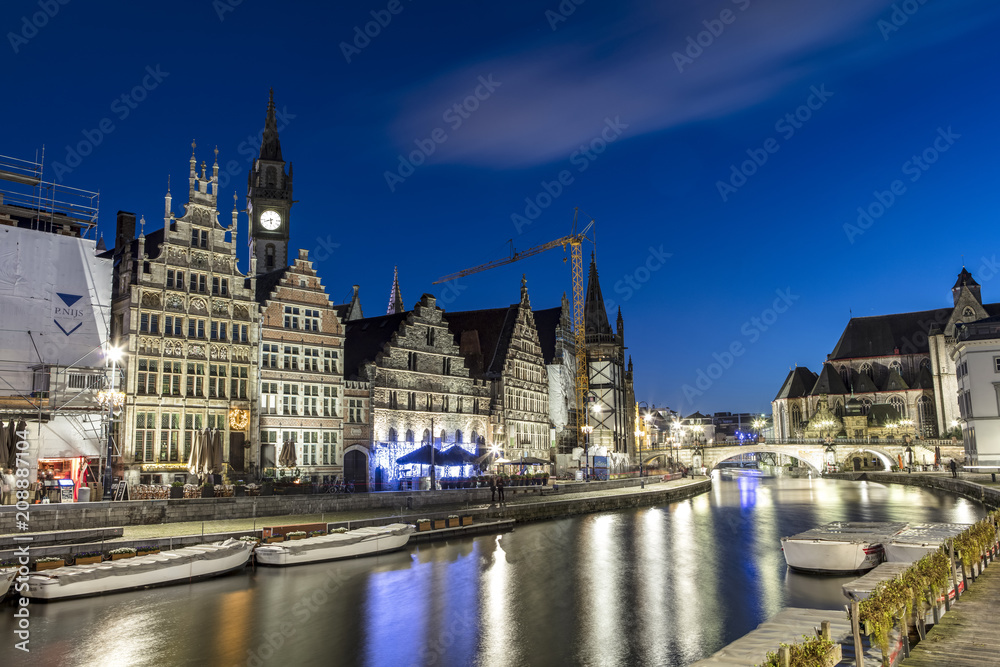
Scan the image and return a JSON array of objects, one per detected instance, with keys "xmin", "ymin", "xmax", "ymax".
[{"xmin": 963, "ymin": 307, "xmax": 975, "ymax": 318}]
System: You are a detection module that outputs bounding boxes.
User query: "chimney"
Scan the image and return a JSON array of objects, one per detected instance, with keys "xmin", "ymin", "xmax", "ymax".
[{"xmin": 115, "ymin": 211, "xmax": 137, "ymax": 252}]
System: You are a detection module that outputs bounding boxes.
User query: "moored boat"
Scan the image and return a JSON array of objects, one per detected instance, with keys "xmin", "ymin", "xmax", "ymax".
[
  {"xmin": 885, "ymin": 522, "xmax": 970, "ymax": 563},
  {"xmin": 0, "ymin": 568, "xmax": 16, "ymax": 601},
  {"xmin": 24, "ymin": 539, "xmax": 252, "ymax": 601},
  {"xmin": 780, "ymin": 522, "xmax": 907, "ymax": 574},
  {"xmin": 255, "ymin": 523, "xmax": 414, "ymax": 567}
]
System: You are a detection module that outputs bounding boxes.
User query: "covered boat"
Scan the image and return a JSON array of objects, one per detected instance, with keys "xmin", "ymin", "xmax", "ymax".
[
  {"xmin": 24, "ymin": 539, "xmax": 252, "ymax": 601},
  {"xmin": 0, "ymin": 568, "xmax": 16, "ymax": 601},
  {"xmin": 780, "ymin": 522, "xmax": 907, "ymax": 574},
  {"xmin": 255, "ymin": 523, "xmax": 414, "ymax": 567},
  {"xmin": 885, "ymin": 523, "xmax": 970, "ymax": 563}
]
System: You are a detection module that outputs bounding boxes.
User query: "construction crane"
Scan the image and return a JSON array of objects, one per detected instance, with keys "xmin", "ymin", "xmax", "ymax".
[{"xmin": 434, "ymin": 210, "xmax": 594, "ymax": 448}]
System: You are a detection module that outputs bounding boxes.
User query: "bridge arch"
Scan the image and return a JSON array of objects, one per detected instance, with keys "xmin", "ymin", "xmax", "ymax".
[
  {"xmin": 840, "ymin": 447, "xmax": 896, "ymax": 471},
  {"xmin": 703, "ymin": 446, "xmax": 824, "ymax": 474}
]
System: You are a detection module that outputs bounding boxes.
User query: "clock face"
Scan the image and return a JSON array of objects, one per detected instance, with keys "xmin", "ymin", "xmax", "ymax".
[{"xmin": 260, "ymin": 210, "xmax": 282, "ymax": 231}]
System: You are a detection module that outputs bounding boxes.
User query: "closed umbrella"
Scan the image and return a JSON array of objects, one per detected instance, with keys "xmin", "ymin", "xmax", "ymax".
[
  {"xmin": 211, "ymin": 429, "xmax": 223, "ymax": 473},
  {"xmin": 0, "ymin": 421, "xmax": 9, "ymax": 470},
  {"xmin": 280, "ymin": 440, "xmax": 296, "ymax": 467},
  {"xmin": 200, "ymin": 428, "xmax": 214, "ymax": 475},
  {"xmin": 6, "ymin": 420, "xmax": 17, "ymax": 467},
  {"xmin": 186, "ymin": 428, "xmax": 202, "ymax": 475}
]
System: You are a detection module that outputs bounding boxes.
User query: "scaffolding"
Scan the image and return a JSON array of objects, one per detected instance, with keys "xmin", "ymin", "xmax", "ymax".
[{"xmin": 0, "ymin": 149, "xmax": 100, "ymax": 238}]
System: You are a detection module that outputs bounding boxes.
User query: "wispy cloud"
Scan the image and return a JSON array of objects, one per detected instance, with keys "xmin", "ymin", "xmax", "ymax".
[{"xmin": 386, "ymin": 0, "xmax": 977, "ymax": 169}]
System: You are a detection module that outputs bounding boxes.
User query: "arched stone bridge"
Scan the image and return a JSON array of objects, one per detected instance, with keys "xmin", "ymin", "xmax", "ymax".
[{"xmin": 639, "ymin": 441, "xmax": 959, "ymax": 472}]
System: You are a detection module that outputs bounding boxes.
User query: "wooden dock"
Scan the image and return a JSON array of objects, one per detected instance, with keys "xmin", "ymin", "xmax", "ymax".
[{"xmin": 902, "ymin": 561, "xmax": 1000, "ymax": 666}]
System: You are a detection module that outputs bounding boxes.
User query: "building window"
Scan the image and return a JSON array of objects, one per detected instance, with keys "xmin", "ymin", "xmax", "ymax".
[
  {"xmin": 348, "ymin": 399, "xmax": 364, "ymax": 423},
  {"xmin": 994, "ymin": 357, "xmax": 1000, "ymax": 373},
  {"xmin": 261, "ymin": 382, "xmax": 278, "ymax": 414},
  {"xmin": 407, "ymin": 352, "xmax": 417, "ymax": 371},
  {"xmin": 443, "ymin": 357, "xmax": 451, "ymax": 375},
  {"xmin": 238, "ymin": 324, "xmax": 248, "ymax": 343},
  {"xmin": 407, "ymin": 392, "xmax": 416, "ymax": 410},
  {"xmin": 283, "ymin": 384, "xmax": 299, "ymax": 415},
  {"xmin": 304, "ymin": 309, "xmax": 320, "ymax": 331},
  {"xmin": 888, "ymin": 395, "xmax": 906, "ymax": 418},
  {"xmin": 324, "ymin": 350, "xmax": 338, "ymax": 373},
  {"xmin": 210, "ymin": 321, "xmax": 227, "ymax": 340},
  {"xmin": 303, "ymin": 385, "xmax": 319, "ymax": 416},
  {"xmin": 859, "ymin": 398, "xmax": 872, "ymax": 415},
  {"xmin": 231, "ymin": 366, "xmax": 248, "ymax": 399},
  {"xmin": 159, "ymin": 412, "xmax": 180, "ymax": 462},
  {"xmin": 211, "ymin": 277, "xmax": 229, "ymax": 296},
  {"xmin": 189, "ymin": 273, "xmax": 207, "ymax": 293},
  {"xmin": 322, "ymin": 432, "xmax": 337, "ymax": 465},
  {"xmin": 139, "ymin": 313, "xmax": 158, "ymax": 333},
  {"xmin": 304, "ymin": 348, "xmax": 320, "ymax": 371},
  {"xmin": 860, "ymin": 362, "xmax": 873, "ymax": 379},
  {"xmin": 917, "ymin": 395, "xmax": 936, "ymax": 436},
  {"xmin": 405, "ymin": 429, "xmax": 414, "ymax": 443},
  {"xmin": 283, "ymin": 346, "xmax": 299, "ymax": 370},
  {"xmin": 388, "ymin": 390, "xmax": 398, "ymax": 409},
  {"xmin": 161, "ymin": 362, "xmax": 182, "ymax": 396},
  {"xmin": 284, "ymin": 306, "xmax": 300, "ymax": 329},
  {"xmin": 964, "ymin": 307, "xmax": 975, "ymax": 318},
  {"xmin": 889, "ymin": 360, "xmax": 901, "ymax": 375},
  {"xmin": 265, "ymin": 244, "xmax": 275, "ymax": 272},
  {"xmin": 426, "ymin": 394, "xmax": 432, "ymax": 411},
  {"xmin": 427, "ymin": 327, "xmax": 435, "ymax": 346},
  {"xmin": 443, "ymin": 396, "xmax": 449, "ymax": 412},
  {"xmin": 323, "ymin": 386, "xmax": 337, "ymax": 417},
  {"xmin": 186, "ymin": 363, "xmax": 204, "ymax": 397},
  {"xmin": 164, "ymin": 316, "xmax": 182, "ymax": 336},
  {"xmin": 208, "ymin": 364, "xmax": 227, "ymax": 398},
  {"xmin": 262, "ymin": 343, "xmax": 278, "ymax": 368},
  {"xmin": 166, "ymin": 270, "xmax": 175, "ymax": 289},
  {"xmin": 456, "ymin": 429, "xmax": 463, "ymax": 444},
  {"xmin": 791, "ymin": 405, "xmax": 802, "ymax": 430},
  {"xmin": 137, "ymin": 359, "xmax": 158, "ymax": 395},
  {"xmin": 388, "ymin": 428, "xmax": 398, "ymax": 443},
  {"xmin": 135, "ymin": 412, "xmax": 155, "ymax": 462}
]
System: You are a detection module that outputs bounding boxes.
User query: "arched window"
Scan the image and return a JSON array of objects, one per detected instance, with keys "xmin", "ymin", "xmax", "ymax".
[
  {"xmin": 860, "ymin": 362, "xmax": 873, "ymax": 379},
  {"xmin": 839, "ymin": 365, "xmax": 849, "ymax": 386},
  {"xmin": 779, "ymin": 406, "xmax": 786, "ymax": 438},
  {"xmin": 963, "ymin": 307, "xmax": 975, "ymax": 318},
  {"xmin": 439, "ymin": 429, "xmax": 447, "ymax": 444},
  {"xmin": 387, "ymin": 428, "xmax": 397, "ymax": 443},
  {"xmin": 889, "ymin": 360, "xmax": 901, "ymax": 375},
  {"xmin": 917, "ymin": 396, "xmax": 936, "ymax": 436},
  {"xmin": 834, "ymin": 400, "xmax": 844, "ymax": 418},
  {"xmin": 422, "ymin": 429, "xmax": 430, "ymax": 444},
  {"xmin": 919, "ymin": 358, "xmax": 931, "ymax": 371},
  {"xmin": 471, "ymin": 430, "xmax": 478, "ymax": 446},
  {"xmin": 859, "ymin": 398, "xmax": 872, "ymax": 415},
  {"xmin": 456, "ymin": 429, "xmax": 463, "ymax": 444},
  {"xmin": 888, "ymin": 396, "xmax": 906, "ymax": 418},
  {"xmin": 791, "ymin": 405, "xmax": 802, "ymax": 430},
  {"xmin": 405, "ymin": 429, "xmax": 414, "ymax": 443},
  {"xmin": 266, "ymin": 166, "xmax": 277, "ymax": 187}
]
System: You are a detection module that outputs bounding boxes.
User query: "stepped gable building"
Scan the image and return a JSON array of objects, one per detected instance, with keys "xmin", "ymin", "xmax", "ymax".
[
  {"xmin": 343, "ymin": 293, "xmax": 490, "ymax": 490},
  {"xmin": 447, "ymin": 276, "xmax": 551, "ymax": 463},
  {"xmin": 254, "ymin": 250, "xmax": 344, "ymax": 480},
  {"xmin": 532, "ymin": 294, "xmax": 579, "ymax": 455},
  {"xmin": 110, "ymin": 145, "xmax": 258, "ymax": 484},
  {"xmin": 772, "ymin": 267, "xmax": 1000, "ymax": 440}
]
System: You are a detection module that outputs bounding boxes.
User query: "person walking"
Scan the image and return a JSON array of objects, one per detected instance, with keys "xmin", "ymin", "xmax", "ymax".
[
  {"xmin": 489, "ymin": 475, "xmax": 496, "ymax": 504},
  {"xmin": 950, "ymin": 459, "xmax": 958, "ymax": 478},
  {"xmin": 497, "ymin": 476, "xmax": 505, "ymax": 505},
  {"xmin": 0, "ymin": 468, "xmax": 12, "ymax": 505}
]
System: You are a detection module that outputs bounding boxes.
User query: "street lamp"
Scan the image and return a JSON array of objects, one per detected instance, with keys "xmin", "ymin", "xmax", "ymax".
[
  {"xmin": 636, "ymin": 401, "xmax": 651, "ymax": 485},
  {"xmin": 100, "ymin": 345, "xmax": 126, "ymax": 497}
]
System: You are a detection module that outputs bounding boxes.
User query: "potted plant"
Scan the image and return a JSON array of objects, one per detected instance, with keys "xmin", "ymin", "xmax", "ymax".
[
  {"xmin": 136, "ymin": 545, "xmax": 160, "ymax": 556},
  {"xmin": 330, "ymin": 527, "xmax": 348, "ymax": 534},
  {"xmin": 201, "ymin": 481, "xmax": 215, "ymax": 498},
  {"xmin": 260, "ymin": 482, "xmax": 274, "ymax": 496},
  {"xmin": 461, "ymin": 515, "xmax": 473, "ymax": 526},
  {"xmin": 287, "ymin": 531, "xmax": 307, "ymax": 541},
  {"xmin": 233, "ymin": 480, "xmax": 247, "ymax": 497},
  {"xmin": 542, "ymin": 473, "xmax": 550, "ymax": 486},
  {"xmin": 417, "ymin": 519, "xmax": 431, "ymax": 532},
  {"xmin": 447, "ymin": 515, "xmax": 460, "ymax": 528},
  {"xmin": 35, "ymin": 556, "xmax": 65, "ymax": 571},
  {"xmin": 309, "ymin": 530, "xmax": 326, "ymax": 537},
  {"xmin": 264, "ymin": 534, "xmax": 285, "ymax": 543},
  {"xmin": 170, "ymin": 481, "xmax": 184, "ymax": 499},
  {"xmin": 433, "ymin": 518, "xmax": 446, "ymax": 530},
  {"xmin": 74, "ymin": 551, "xmax": 103, "ymax": 566},
  {"xmin": 238, "ymin": 535, "xmax": 260, "ymax": 545},
  {"xmin": 109, "ymin": 547, "xmax": 136, "ymax": 561}
]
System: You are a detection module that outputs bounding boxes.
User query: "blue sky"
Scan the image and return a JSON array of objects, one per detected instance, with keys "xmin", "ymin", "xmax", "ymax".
[{"xmin": 2, "ymin": 0, "xmax": 998, "ymax": 415}]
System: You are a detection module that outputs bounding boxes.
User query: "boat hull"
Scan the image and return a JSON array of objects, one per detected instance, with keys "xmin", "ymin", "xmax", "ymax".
[
  {"xmin": 256, "ymin": 532, "xmax": 412, "ymax": 567},
  {"xmin": 782, "ymin": 538, "xmax": 883, "ymax": 574},
  {"xmin": 0, "ymin": 568, "xmax": 16, "ymax": 601},
  {"xmin": 24, "ymin": 542, "xmax": 252, "ymax": 601}
]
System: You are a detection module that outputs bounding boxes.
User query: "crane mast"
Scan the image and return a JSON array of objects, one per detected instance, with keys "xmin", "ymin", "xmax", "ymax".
[{"xmin": 433, "ymin": 211, "xmax": 594, "ymax": 448}]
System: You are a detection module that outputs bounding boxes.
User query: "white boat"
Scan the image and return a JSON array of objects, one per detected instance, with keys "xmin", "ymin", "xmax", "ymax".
[
  {"xmin": 0, "ymin": 568, "xmax": 16, "ymax": 601},
  {"xmin": 781, "ymin": 522, "xmax": 908, "ymax": 574},
  {"xmin": 255, "ymin": 523, "xmax": 415, "ymax": 567},
  {"xmin": 885, "ymin": 522, "xmax": 970, "ymax": 563},
  {"xmin": 24, "ymin": 539, "xmax": 252, "ymax": 601}
]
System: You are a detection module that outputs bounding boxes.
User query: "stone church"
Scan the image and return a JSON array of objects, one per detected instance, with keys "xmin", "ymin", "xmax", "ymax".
[{"xmin": 772, "ymin": 267, "xmax": 997, "ymax": 440}]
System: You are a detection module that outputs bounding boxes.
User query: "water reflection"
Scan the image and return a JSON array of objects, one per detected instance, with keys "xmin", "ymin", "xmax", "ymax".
[{"xmin": 2, "ymin": 478, "xmax": 984, "ymax": 667}]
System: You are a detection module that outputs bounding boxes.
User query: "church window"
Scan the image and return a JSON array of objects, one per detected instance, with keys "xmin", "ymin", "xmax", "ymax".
[
  {"xmin": 388, "ymin": 428, "xmax": 397, "ymax": 443},
  {"xmin": 422, "ymin": 429, "xmax": 431, "ymax": 444},
  {"xmin": 889, "ymin": 361, "xmax": 901, "ymax": 375},
  {"xmin": 860, "ymin": 362, "xmax": 873, "ymax": 379},
  {"xmin": 791, "ymin": 405, "xmax": 802, "ymax": 430},
  {"xmin": 859, "ymin": 398, "xmax": 872, "ymax": 415},
  {"xmin": 917, "ymin": 396, "xmax": 936, "ymax": 436},
  {"xmin": 963, "ymin": 307, "xmax": 975, "ymax": 318},
  {"xmin": 456, "ymin": 430, "xmax": 463, "ymax": 444},
  {"xmin": 888, "ymin": 395, "xmax": 906, "ymax": 418},
  {"xmin": 406, "ymin": 429, "xmax": 414, "ymax": 443},
  {"xmin": 266, "ymin": 166, "xmax": 277, "ymax": 187},
  {"xmin": 834, "ymin": 400, "xmax": 844, "ymax": 418}
]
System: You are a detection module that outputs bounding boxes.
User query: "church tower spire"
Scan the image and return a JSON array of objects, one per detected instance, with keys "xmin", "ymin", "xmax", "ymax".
[
  {"xmin": 248, "ymin": 89, "xmax": 293, "ymax": 274},
  {"xmin": 387, "ymin": 266, "xmax": 404, "ymax": 314},
  {"xmin": 584, "ymin": 253, "xmax": 612, "ymax": 341}
]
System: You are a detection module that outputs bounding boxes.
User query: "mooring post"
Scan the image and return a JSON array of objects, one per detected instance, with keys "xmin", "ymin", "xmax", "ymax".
[
  {"xmin": 850, "ymin": 600, "xmax": 865, "ymax": 667},
  {"xmin": 949, "ymin": 539, "xmax": 961, "ymax": 602}
]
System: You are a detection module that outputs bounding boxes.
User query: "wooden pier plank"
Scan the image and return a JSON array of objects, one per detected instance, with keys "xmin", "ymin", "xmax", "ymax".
[{"xmin": 903, "ymin": 562, "xmax": 1000, "ymax": 667}]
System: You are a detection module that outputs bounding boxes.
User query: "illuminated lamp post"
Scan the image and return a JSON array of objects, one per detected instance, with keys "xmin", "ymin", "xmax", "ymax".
[{"xmin": 99, "ymin": 345, "xmax": 126, "ymax": 497}]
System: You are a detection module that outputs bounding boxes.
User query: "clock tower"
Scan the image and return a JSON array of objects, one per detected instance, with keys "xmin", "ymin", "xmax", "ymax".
[{"xmin": 248, "ymin": 89, "xmax": 292, "ymax": 274}]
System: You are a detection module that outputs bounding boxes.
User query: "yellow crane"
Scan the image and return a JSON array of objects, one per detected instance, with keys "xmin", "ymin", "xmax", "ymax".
[{"xmin": 433, "ymin": 210, "xmax": 594, "ymax": 447}]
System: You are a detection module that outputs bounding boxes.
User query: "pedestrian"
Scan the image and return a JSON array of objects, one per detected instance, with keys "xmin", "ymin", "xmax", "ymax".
[
  {"xmin": 497, "ymin": 476, "xmax": 505, "ymax": 505},
  {"xmin": 489, "ymin": 475, "xmax": 496, "ymax": 504},
  {"xmin": 0, "ymin": 468, "xmax": 12, "ymax": 505},
  {"xmin": 950, "ymin": 459, "xmax": 958, "ymax": 478}
]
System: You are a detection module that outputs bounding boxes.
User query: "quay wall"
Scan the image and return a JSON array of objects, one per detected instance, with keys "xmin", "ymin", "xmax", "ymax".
[
  {"xmin": 826, "ymin": 472, "xmax": 1000, "ymax": 508},
  {"xmin": 0, "ymin": 475, "xmax": 695, "ymax": 535}
]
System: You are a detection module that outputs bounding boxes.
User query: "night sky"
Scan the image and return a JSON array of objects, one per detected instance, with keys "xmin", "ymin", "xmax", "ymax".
[{"xmin": 3, "ymin": 0, "xmax": 998, "ymax": 415}]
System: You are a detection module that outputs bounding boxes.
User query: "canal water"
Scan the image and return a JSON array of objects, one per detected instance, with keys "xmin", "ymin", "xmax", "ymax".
[{"xmin": 1, "ymin": 476, "xmax": 984, "ymax": 666}]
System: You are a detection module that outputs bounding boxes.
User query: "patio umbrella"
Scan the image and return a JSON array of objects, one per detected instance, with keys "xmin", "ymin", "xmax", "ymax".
[
  {"xmin": 6, "ymin": 420, "xmax": 17, "ymax": 467},
  {"xmin": 518, "ymin": 456, "xmax": 551, "ymax": 465},
  {"xmin": 439, "ymin": 446, "xmax": 478, "ymax": 466},
  {"xmin": 186, "ymin": 429, "xmax": 202, "ymax": 475},
  {"xmin": 396, "ymin": 444, "xmax": 440, "ymax": 466},
  {"xmin": 200, "ymin": 428, "xmax": 214, "ymax": 475},
  {"xmin": 0, "ymin": 421, "xmax": 9, "ymax": 470},
  {"xmin": 279, "ymin": 440, "xmax": 297, "ymax": 467},
  {"xmin": 211, "ymin": 429, "xmax": 223, "ymax": 473}
]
